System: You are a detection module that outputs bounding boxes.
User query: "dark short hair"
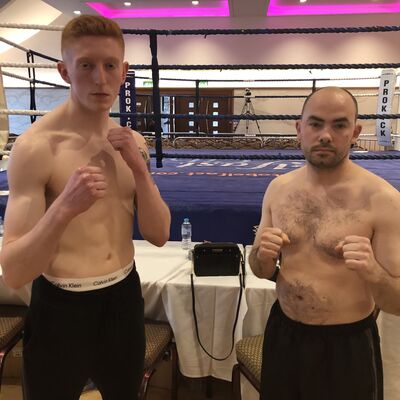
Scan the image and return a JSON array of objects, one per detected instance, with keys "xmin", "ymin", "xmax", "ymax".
[
  {"xmin": 61, "ymin": 14, "xmax": 124, "ymax": 55},
  {"xmin": 301, "ymin": 87, "xmax": 359, "ymax": 120}
]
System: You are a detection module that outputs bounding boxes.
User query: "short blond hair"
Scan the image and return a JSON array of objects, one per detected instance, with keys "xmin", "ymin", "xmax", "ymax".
[{"xmin": 61, "ymin": 14, "xmax": 124, "ymax": 55}]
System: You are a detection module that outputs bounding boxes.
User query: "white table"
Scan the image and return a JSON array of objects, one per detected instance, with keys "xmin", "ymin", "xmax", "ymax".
[
  {"xmin": 161, "ymin": 264, "xmax": 248, "ymax": 380},
  {"xmin": 134, "ymin": 240, "xmax": 191, "ymax": 321},
  {"xmin": 157, "ymin": 243, "xmax": 279, "ymax": 384}
]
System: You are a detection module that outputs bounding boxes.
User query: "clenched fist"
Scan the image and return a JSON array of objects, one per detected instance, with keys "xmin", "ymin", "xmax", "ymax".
[
  {"xmin": 107, "ymin": 127, "xmax": 145, "ymax": 170},
  {"xmin": 257, "ymin": 227, "xmax": 290, "ymax": 261},
  {"xmin": 335, "ymin": 236, "xmax": 381, "ymax": 283},
  {"xmin": 58, "ymin": 166, "xmax": 107, "ymax": 218}
]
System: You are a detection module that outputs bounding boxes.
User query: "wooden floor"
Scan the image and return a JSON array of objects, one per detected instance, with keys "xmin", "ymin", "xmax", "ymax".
[{"xmin": 1, "ymin": 376, "xmax": 232, "ymax": 400}]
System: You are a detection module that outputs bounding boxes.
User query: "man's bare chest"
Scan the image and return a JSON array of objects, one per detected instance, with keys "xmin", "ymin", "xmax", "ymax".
[
  {"xmin": 47, "ymin": 145, "xmax": 134, "ymax": 199},
  {"xmin": 272, "ymin": 189, "xmax": 373, "ymax": 257}
]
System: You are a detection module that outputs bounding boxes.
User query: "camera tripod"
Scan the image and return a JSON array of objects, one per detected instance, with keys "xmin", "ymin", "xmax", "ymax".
[{"xmin": 233, "ymin": 89, "xmax": 261, "ymax": 136}]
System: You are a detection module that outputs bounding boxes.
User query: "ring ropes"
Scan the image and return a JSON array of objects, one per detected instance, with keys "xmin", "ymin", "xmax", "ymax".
[
  {"xmin": 1, "ymin": 23, "xmax": 400, "ymax": 165},
  {"xmin": 2, "ymin": 106, "xmax": 399, "ymax": 158},
  {"xmin": 2, "ymin": 109, "xmax": 400, "ymax": 121},
  {"xmin": 134, "ymin": 92, "xmax": 396, "ymax": 100},
  {"xmin": 122, "ymin": 25, "xmax": 400, "ymax": 166},
  {"xmin": 148, "ymin": 153, "xmax": 400, "ymax": 161},
  {"xmin": 1, "ymin": 23, "xmax": 400, "ymax": 34},
  {"xmin": 0, "ymin": 36, "xmax": 66, "ymax": 127}
]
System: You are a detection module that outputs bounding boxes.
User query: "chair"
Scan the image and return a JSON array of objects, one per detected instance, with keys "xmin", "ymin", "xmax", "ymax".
[
  {"xmin": 0, "ymin": 305, "xmax": 28, "ymax": 392},
  {"xmin": 231, "ymin": 334, "xmax": 263, "ymax": 400},
  {"xmin": 139, "ymin": 320, "xmax": 178, "ymax": 400}
]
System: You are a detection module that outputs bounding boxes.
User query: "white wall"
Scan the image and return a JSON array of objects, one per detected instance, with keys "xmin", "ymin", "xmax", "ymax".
[{"xmin": 0, "ymin": 12, "xmax": 399, "ymax": 87}]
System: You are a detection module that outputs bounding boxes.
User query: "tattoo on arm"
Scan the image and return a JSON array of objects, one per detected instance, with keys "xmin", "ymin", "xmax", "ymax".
[
  {"xmin": 139, "ymin": 147, "xmax": 151, "ymax": 173},
  {"xmin": 138, "ymin": 146, "xmax": 157, "ymax": 184}
]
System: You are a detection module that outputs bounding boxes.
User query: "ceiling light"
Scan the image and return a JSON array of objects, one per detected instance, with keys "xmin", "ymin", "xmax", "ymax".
[
  {"xmin": 299, "ymin": 0, "xmax": 307, "ymax": 3},
  {"xmin": 124, "ymin": 2, "xmax": 131, "ymax": 5},
  {"xmin": 86, "ymin": 0, "xmax": 230, "ymax": 18},
  {"xmin": 192, "ymin": 1, "xmax": 199, "ymax": 5},
  {"xmin": 73, "ymin": 10, "xmax": 81, "ymax": 15},
  {"xmin": 268, "ymin": 0, "xmax": 400, "ymax": 16}
]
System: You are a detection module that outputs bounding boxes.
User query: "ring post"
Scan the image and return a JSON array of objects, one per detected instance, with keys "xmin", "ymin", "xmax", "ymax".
[
  {"xmin": 195, "ymin": 80, "xmax": 200, "ymax": 135},
  {"xmin": 26, "ymin": 51, "xmax": 37, "ymax": 123},
  {"xmin": 119, "ymin": 72, "xmax": 136, "ymax": 129},
  {"xmin": 149, "ymin": 31, "xmax": 163, "ymax": 168}
]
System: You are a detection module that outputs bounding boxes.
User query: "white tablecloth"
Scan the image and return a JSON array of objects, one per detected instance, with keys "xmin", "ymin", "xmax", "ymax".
[
  {"xmin": 134, "ymin": 240, "xmax": 191, "ymax": 321},
  {"xmin": 161, "ymin": 265, "xmax": 248, "ymax": 380},
  {"xmin": 155, "ymin": 243, "xmax": 278, "ymax": 384}
]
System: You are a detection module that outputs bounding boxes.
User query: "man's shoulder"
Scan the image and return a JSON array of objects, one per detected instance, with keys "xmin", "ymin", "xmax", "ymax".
[
  {"xmin": 369, "ymin": 175, "xmax": 400, "ymax": 202},
  {"xmin": 356, "ymin": 164, "xmax": 397, "ymax": 192},
  {"xmin": 13, "ymin": 126, "xmax": 50, "ymax": 151},
  {"xmin": 269, "ymin": 167, "xmax": 303, "ymax": 187},
  {"xmin": 264, "ymin": 168, "xmax": 303, "ymax": 201},
  {"xmin": 354, "ymin": 165, "xmax": 400, "ymax": 207},
  {"xmin": 10, "ymin": 124, "xmax": 55, "ymax": 167},
  {"xmin": 18, "ymin": 106, "xmax": 68, "ymax": 143},
  {"xmin": 131, "ymin": 129, "xmax": 146, "ymax": 144}
]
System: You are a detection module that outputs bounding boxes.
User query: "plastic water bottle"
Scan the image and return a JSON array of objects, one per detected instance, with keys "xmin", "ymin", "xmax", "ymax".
[
  {"xmin": 181, "ymin": 218, "xmax": 192, "ymax": 250},
  {"xmin": 0, "ymin": 216, "xmax": 4, "ymax": 237}
]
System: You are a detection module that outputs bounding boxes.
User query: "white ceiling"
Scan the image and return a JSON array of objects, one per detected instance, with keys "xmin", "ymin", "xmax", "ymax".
[{"xmin": 3, "ymin": 0, "xmax": 400, "ymax": 20}]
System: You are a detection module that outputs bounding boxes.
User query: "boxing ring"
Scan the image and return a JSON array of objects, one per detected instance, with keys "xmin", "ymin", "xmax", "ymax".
[
  {"xmin": 0, "ymin": 24, "xmax": 399, "ymax": 253},
  {"xmin": 0, "ymin": 21, "xmax": 400, "ymax": 400},
  {"xmin": 138, "ymin": 148, "xmax": 400, "ymax": 245},
  {"xmin": 0, "ymin": 21, "xmax": 400, "ymax": 250},
  {"xmin": 0, "ymin": 146, "xmax": 398, "ymax": 245},
  {"xmin": 0, "ymin": 27, "xmax": 400, "ymax": 245}
]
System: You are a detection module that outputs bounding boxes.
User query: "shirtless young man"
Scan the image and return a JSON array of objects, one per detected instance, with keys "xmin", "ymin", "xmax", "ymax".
[
  {"xmin": 249, "ymin": 86, "xmax": 400, "ymax": 400},
  {"xmin": 0, "ymin": 15, "xmax": 170, "ymax": 400}
]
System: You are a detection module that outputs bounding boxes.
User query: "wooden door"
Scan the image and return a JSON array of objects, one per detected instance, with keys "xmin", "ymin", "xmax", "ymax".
[
  {"xmin": 174, "ymin": 89, "xmax": 233, "ymax": 134},
  {"xmin": 134, "ymin": 88, "xmax": 234, "ymax": 134}
]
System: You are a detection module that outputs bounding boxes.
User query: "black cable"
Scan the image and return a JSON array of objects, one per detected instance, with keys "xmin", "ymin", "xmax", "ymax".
[{"xmin": 190, "ymin": 266, "xmax": 244, "ymax": 361}]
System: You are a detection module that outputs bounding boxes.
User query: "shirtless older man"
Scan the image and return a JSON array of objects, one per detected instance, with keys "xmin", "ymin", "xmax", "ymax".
[
  {"xmin": 0, "ymin": 15, "xmax": 170, "ymax": 400},
  {"xmin": 249, "ymin": 86, "xmax": 400, "ymax": 400}
]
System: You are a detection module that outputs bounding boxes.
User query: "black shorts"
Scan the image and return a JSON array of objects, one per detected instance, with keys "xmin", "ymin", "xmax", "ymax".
[
  {"xmin": 261, "ymin": 300, "xmax": 383, "ymax": 400},
  {"xmin": 23, "ymin": 265, "xmax": 145, "ymax": 400}
]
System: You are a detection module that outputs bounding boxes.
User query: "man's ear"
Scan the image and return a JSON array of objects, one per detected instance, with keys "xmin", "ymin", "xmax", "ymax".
[
  {"xmin": 295, "ymin": 120, "xmax": 302, "ymax": 141},
  {"xmin": 121, "ymin": 61, "xmax": 129, "ymax": 85},
  {"xmin": 351, "ymin": 123, "xmax": 362, "ymax": 145},
  {"xmin": 57, "ymin": 61, "xmax": 71, "ymax": 84}
]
